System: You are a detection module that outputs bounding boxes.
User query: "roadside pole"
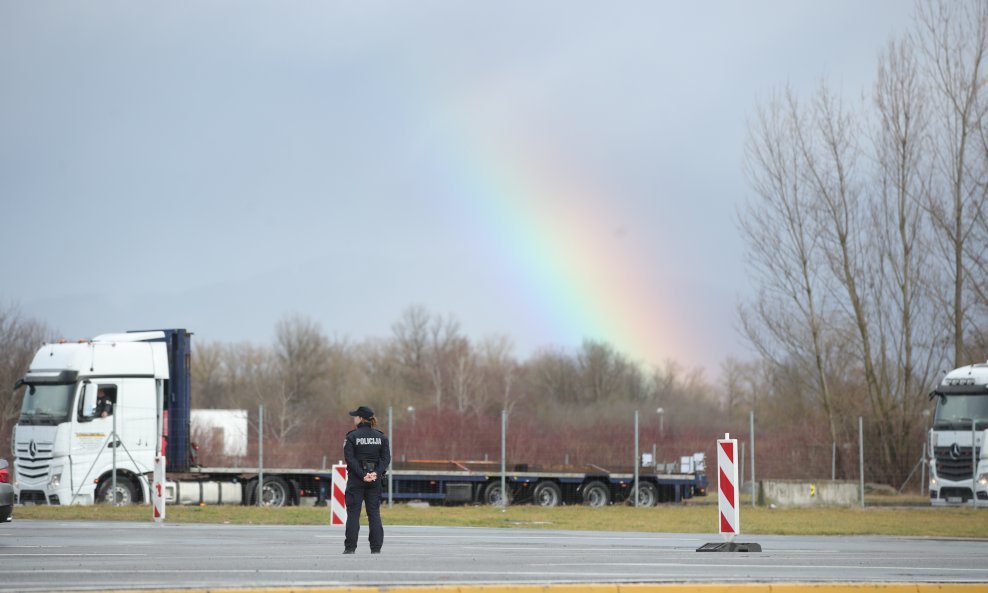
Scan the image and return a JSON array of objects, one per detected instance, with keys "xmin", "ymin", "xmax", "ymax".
[
  {"xmin": 973, "ymin": 419, "xmax": 978, "ymax": 510},
  {"xmin": 501, "ymin": 409, "xmax": 507, "ymax": 510},
  {"xmin": 740, "ymin": 441, "xmax": 745, "ymax": 498},
  {"xmin": 634, "ymin": 410, "xmax": 639, "ymax": 508},
  {"xmin": 858, "ymin": 416, "xmax": 864, "ymax": 508},
  {"xmin": 257, "ymin": 405, "xmax": 264, "ymax": 508},
  {"xmin": 388, "ymin": 405, "xmax": 393, "ymax": 509},
  {"xmin": 749, "ymin": 411, "xmax": 756, "ymax": 508},
  {"xmin": 832, "ymin": 441, "xmax": 836, "ymax": 481}
]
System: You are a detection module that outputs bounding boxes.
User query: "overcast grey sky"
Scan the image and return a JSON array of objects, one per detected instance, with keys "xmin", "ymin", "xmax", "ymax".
[{"xmin": 0, "ymin": 1, "xmax": 913, "ymax": 372}]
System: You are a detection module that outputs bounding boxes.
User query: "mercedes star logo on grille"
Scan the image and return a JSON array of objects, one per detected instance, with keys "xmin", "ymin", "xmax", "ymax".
[
  {"xmin": 949, "ymin": 443, "xmax": 961, "ymax": 460},
  {"xmin": 28, "ymin": 439, "xmax": 37, "ymax": 459}
]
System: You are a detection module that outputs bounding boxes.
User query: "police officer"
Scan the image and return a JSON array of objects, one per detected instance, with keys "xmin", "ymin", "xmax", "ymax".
[{"xmin": 342, "ymin": 405, "xmax": 391, "ymax": 554}]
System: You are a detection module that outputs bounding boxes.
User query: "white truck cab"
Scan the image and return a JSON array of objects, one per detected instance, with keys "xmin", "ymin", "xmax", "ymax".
[
  {"xmin": 13, "ymin": 332, "xmax": 168, "ymax": 505},
  {"xmin": 928, "ymin": 362, "xmax": 988, "ymax": 506}
]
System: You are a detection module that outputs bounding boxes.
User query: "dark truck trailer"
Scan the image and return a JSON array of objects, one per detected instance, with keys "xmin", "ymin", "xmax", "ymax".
[
  {"xmin": 380, "ymin": 459, "xmax": 707, "ymax": 507},
  {"xmin": 169, "ymin": 458, "xmax": 707, "ymax": 508}
]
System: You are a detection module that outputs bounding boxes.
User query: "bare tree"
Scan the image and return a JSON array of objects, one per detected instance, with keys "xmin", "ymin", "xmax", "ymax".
[
  {"xmin": 448, "ymin": 336, "xmax": 478, "ymax": 413},
  {"xmin": 740, "ymin": 87, "xmax": 844, "ymax": 458},
  {"xmin": 576, "ymin": 339, "xmax": 625, "ymax": 403},
  {"xmin": 475, "ymin": 335, "xmax": 522, "ymax": 415},
  {"xmin": 274, "ymin": 313, "xmax": 330, "ymax": 407},
  {"xmin": 872, "ymin": 35, "xmax": 946, "ymax": 451},
  {"xmin": 391, "ymin": 305, "xmax": 432, "ymax": 388},
  {"xmin": 426, "ymin": 312, "xmax": 462, "ymax": 409},
  {"xmin": 191, "ymin": 340, "xmax": 228, "ymax": 408},
  {"xmin": 916, "ymin": 0, "xmax": 988, "ymax": 366},
  {"xmin": 528, "ymin": 348, "xmax": 579, "ymax": 409}
]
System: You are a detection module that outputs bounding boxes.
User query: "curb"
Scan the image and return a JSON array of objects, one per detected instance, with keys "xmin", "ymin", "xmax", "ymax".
[{"xmin": 103, "ymin": 584, "xmax": 988, "ymax": 593}]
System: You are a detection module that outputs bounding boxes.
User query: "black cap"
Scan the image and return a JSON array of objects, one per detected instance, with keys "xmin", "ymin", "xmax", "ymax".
[{"xmin": 349, "ymin": 405, "xmax": 374, "ymax": 419}]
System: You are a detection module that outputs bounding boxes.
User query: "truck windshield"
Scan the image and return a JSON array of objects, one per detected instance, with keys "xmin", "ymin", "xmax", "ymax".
[
  {"xmin": 934, "ymin": 394, "xmax": 988, "ymax": 429},
  {"xmin": 19, "ymin": 383, "xmax": 75, "ymax": 425}
]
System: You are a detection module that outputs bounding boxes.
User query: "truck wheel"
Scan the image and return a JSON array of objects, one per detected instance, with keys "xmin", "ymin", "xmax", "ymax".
[
  {"xmin": 251, "ymin": 477, "xmax": 291, "ymax": 507},
  {"xmin": 532, "ymin": 481, "xmax": 562, "ymax": 507},
  {"xmin": 582, "ymin": 481, "xmax": 610, "ymax": 508},
  {"xmin": 483, "ymin": 481, "xmax": 511, "ymax": 506},
  {"xmin": 96, "ymin": 477, "xmax": 138, "ymax": 505},
  {"xmin": 631, "ymin": 482, "xmax": 659, "ymax": 507}
]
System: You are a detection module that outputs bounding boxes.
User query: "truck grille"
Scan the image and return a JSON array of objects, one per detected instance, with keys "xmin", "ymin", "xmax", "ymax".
[
  {"xmin": 15, "ymin": 441, "xmax": 54, "ymax": 480},
  {"xmin": 934, "ymin": 445, "xmax": 979, "ymax": 481}
]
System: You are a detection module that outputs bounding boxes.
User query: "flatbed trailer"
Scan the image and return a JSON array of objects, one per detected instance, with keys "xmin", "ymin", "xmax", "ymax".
[{"xmin": 171, "ymin": 459, "xmax": 707, "ymax": 508}]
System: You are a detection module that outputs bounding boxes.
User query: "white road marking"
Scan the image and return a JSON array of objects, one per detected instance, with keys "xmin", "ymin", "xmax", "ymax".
[
  {"xmin": 530, "ymin": 562, "xmax": 988, "ymax": 573},
  {"xmin": 317, "ymin": 534, "xmax": 698, "ymax": 541},
  {"xmin": 0, "ymin": 553, "xmax": 146, "ymax": 557}
]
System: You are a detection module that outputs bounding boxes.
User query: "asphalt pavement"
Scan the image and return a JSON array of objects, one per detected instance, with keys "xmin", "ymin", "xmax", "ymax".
[{"xmin": 1, "ymin": 519, "xmax": 986, "ymax": 591}]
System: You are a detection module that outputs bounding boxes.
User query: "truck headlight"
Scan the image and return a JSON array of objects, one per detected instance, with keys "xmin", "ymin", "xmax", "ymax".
[
  {"xmin": 930, "ymin": 478, "xmax": 938, "ymax": 487},
  {"xmin": 49, "ymin": 473, "xmax": 61, "ymax": 489},
  {"xmin": 978, "ymin": 474, "xmax": 988, "ymax": 487}
]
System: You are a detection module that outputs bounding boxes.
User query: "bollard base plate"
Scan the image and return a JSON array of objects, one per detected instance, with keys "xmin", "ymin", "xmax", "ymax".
[{"xmin": 696, "ymin": 542, "xmax": 762, "ymax": 552}]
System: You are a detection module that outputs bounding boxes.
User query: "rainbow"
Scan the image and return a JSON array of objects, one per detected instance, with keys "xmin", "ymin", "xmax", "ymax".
[{"xmin": 426, "ymin": 101, "xmax": 699, "ymax": 369}]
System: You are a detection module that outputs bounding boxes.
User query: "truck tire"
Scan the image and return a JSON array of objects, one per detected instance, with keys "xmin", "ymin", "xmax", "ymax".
[
  {"xmin": 630, "ymin": 482, "xmax": 659, "ymax": 507},
  {"xmin": 249, "ymin": 477, "xmax": 291, "ymax": 507},
  {"xmin": 96, "ymin": 476, "xmax": 138, "ymax": 505},
  {"xmin": 532, "ymin": 481, "xmax": 562, "ymax": 507},
  {"xmin": 482, "ymin": 481, "xmax": 511, "ymax": 506},
  {"xmin": 582, "ymin": 481, "xmax": 610, "ymax": 508}
]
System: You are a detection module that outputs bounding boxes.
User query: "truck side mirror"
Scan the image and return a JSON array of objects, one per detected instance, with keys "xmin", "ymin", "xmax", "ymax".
[{"xmin": 80, "ymin": 382, "xmax": 97, "ymax": 420}]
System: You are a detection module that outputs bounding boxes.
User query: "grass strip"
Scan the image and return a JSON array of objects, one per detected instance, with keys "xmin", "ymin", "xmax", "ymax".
[{"xmin": 13, "ymin": 502, "xmax": 987, "ymax": 538}]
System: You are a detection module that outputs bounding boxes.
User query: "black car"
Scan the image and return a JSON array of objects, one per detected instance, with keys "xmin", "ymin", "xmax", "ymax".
[{"xmin": 0, "ymin": 458, "xmax": 13, "ymax": 522}]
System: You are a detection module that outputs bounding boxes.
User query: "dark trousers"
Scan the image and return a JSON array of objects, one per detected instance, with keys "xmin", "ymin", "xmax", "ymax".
[{"xmin": 344, "ymin": 477, "xmax": 383, "ymax": 551}]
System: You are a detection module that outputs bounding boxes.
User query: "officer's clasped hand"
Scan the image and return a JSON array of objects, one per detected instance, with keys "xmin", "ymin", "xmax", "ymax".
[{"xmin": 363, "ymin": 471, "xmax": 377, "ymax": 482}]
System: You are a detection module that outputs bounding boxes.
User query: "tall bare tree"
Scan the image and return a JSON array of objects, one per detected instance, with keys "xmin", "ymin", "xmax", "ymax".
[
  {"xmin": 740, "ymin": 88, "xmax": 844, "ymax": 458},
  {"xmin": 576, "ymin": 339, "xmax": 626, "ymax": 403},
  {"xmin": 916, "ymin": 0, "xmax": 988, "ymax": 366},
  {"xmin": 872, "ymin": 35, "xmax": 945, "ymax": 448},
  {"xmin": 274, "ymin": 313, "xmax": 330, "ymax": 407}
]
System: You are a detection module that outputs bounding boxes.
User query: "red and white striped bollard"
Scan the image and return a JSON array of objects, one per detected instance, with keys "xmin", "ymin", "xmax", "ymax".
[
  {"xmin": 330, "ymin": 464, "xmax": 347, "ymax": 526},
  {"xmin": 718, "ymin": 433, "xmax": 739, "ymax": 541}
]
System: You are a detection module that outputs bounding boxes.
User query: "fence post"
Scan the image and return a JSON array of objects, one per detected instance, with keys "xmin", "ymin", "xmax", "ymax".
[
  {"xmin": 973, "ymin": 418, "xmax": 978, "ymax": 510},
  {"xmin": 388, "ymin": 405, "xmax": 393, "ymax": 509},
  {"xmin": 749, "ymin": 411, "xmax": 756, "ymax": 507},
  {"xmin": 257, "ymin": 404, "xmax": 264, "ymax": 507},
  {"xmin": 501, "ymin": 409, "xmax": 507, "ymax": 510},
  {"xmin": 740, "ymin": 441, "xmax": 745, "ymax": 498},
  {"xmin": 634, "ymin": 410, "xmax": 639, "ymax": 508},
  {"xmin": 858, "ymin": 416, "xmax": 864, "ymax": 508},
  {"xmin": 832, "ymin": 441, "xmax": 836, "ymax": 481}
]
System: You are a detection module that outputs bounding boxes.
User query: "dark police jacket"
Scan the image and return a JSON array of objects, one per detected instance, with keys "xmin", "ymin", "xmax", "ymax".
[{"xmin": 343, "ymin": 422, "xmax": 391, "ymax": 481}]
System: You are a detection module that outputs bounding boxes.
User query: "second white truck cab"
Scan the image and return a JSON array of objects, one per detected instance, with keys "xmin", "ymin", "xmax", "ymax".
[{"xmin": 928, "ymin": 362, "xmax": 988, "ymax": 506}]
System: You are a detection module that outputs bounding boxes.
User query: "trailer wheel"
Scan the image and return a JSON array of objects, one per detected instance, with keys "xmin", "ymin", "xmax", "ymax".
[
  {"xmin": 482, "ymin": 481, "xmax": 511, "ymax": 506},
  {"xmin": 248, "ymin": 477, "xmax": 291, "ymax": 507},
  {"xmin": 630, "ymin": 482, "xmax": 659, "ymax": 507},
  {"xmin": 96, "ymin": 476, "xmax": 138, "ymax": 505},
  {"xmin": 532, "ymin": 481, "xmax": 562, "ymax": 507},
  {"xmin": 582, "ymin": 481, "xmax": 610, "ymax": 507}
]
